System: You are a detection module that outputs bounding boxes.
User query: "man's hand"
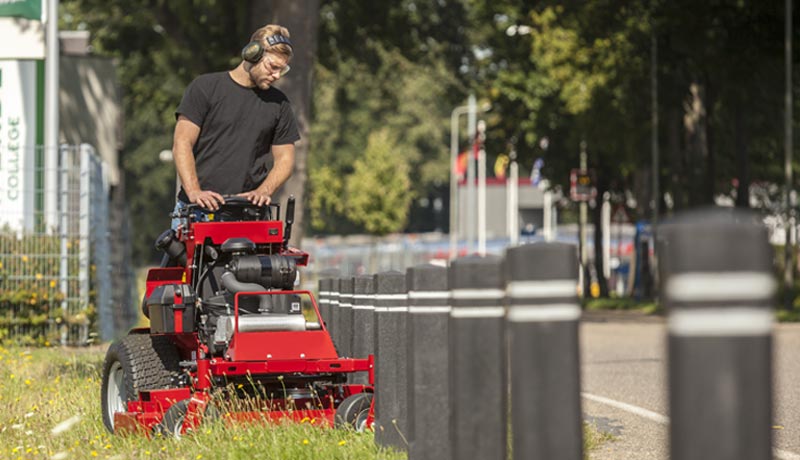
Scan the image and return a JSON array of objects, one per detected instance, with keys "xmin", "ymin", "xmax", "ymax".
[
  {"xmin": 187, "ymin": 190, "xmax": 225, "ymax": 211},
  {"xmin": 238, "ymin": 189, "xmax": 272, "ymax": 206}
]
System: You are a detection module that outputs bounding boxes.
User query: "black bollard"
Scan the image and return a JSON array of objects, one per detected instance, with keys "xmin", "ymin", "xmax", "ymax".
[
  {"xmin": 338, "ymin": 277, "xmax": 355, "ymax": 357},
  {"xmin": 406, "ymin": 264, "xmax": 450, "ymax": 460},
  {"xmin": 506, "ymin": 243, "xmax": 582, "ymax": 460},
  {"xmin": 329, "ymin": 278, "xmax": 340, "ymax": 353},
  {"xmin": 352, "ymin": 275, "xmax": 376, "ymax": 379},
  {"xmin": 317, "ymin": 278, "xmax": 333, "ymax": 332},
  {"xmin": 449, "ymin": 255, "xmax": 506, "ymax": 460},
  {"xmin": 660, "ymin": 209, "xmax": 775, "ymax": 460},
  {"xmin": 373, "ymin": 271, "xmax": 408, "ymax": 450}
]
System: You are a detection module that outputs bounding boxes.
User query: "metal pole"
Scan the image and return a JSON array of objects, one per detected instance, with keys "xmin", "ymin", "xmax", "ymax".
[
  {"xmin": 507, "ymin": 242, "xmax": 582, "ymax": 460},
  {"xmin": 450, "ymin": 105, "xmax": 469, "ymax": 260},
  {"xmin": 449, "ymin": 255, "xmax": 506, "ymax": 460},
  {"xmin": 44, "ymin": 0, "xmax": 60, "ymax": 230},
  {"xmin": 477, "ymin": 120, "xmax": 487, "ymax": 256},
  {"xmin": 661, "ymin": 209, "xmax": 774, "ymax": 460},
  {"xmin": 406, "ymin": 264, "xmax": 450, "ymax": 460},
  {"xmin": 466, "ymin": 95, "xmax": 477, "ymax": 253},
  {"xmin": 579, "ymin": 142, "xmax": 588, "ymax": 296},
  {"xmin": 509, "ymin": 156, "xmax": 519, "ymax": 246},
  {"xmin": 602, "ymin": 194, "xmax": 611, "ymax": 279},
  {"xmin": 784, "ymin": 0, "xmax": 794, "ymax": 308}
]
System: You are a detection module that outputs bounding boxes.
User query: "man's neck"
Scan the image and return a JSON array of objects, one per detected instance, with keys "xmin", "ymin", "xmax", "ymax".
[{"xmin": 229, "ymin": 63, "xmax": 255, "ymax": 88}]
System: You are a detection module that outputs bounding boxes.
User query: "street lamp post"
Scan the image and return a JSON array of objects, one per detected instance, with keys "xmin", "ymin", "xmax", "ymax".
[{"xmin": 449, "ymin": 97, "xmax": 490, "ymax": 260}]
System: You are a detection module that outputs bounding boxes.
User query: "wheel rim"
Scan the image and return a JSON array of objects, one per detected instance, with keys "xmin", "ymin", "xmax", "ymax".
[
  {"xmin": 106, "ymin": 361, "xmax": 126, "ymax": 430},
  {"xmin": 172, "ymin": 415, "xmax": 186, "ymax": 438},
  {"xmin": 354, "ymin": 410, "xmax": 369, "ymax": 432}
]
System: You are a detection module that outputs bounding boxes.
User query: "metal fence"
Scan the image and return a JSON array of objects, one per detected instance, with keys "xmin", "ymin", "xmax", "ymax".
[{"xmin": 0, "ymin": 144, "xmax": 113, "ymax": 345}]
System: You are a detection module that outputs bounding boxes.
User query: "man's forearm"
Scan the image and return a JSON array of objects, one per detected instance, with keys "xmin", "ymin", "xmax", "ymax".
[
  {"xmin": 257, "ymin": 149, "xmax": 294, "ymax": 195},
  {"xmin": 173, "ymin": 143, "xmax": 201, "ymax": 195}
]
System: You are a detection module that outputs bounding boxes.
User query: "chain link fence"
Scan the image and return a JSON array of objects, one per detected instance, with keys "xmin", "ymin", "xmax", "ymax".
[{"xmin": 0, "ymin": 144, "xmax": 119, "ymax": 345}]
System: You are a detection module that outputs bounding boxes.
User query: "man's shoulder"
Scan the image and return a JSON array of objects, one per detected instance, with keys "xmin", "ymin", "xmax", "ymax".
[
  {"xmin": 259, "ymin": 86, "xmax": 290, "ymax": 103},
  {"xmin": 191, "ymin": 71, "xmax": 229, "ymax": 88}
]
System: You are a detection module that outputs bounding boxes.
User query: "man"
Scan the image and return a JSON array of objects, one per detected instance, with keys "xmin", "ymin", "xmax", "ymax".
[{"xmin": 172, "ymin": 24, "xmax": 299, "ymax": 217}]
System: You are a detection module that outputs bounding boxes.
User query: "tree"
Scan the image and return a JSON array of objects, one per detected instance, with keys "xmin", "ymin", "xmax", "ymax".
[{"xmin": 346, "ymin": 129, "xmax": 412, "ymax": 235}]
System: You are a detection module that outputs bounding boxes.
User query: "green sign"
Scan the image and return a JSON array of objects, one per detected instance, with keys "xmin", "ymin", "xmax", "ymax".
[{"xmin": 0, "ymin": 0, "xmax": 42, "ymax": 20}]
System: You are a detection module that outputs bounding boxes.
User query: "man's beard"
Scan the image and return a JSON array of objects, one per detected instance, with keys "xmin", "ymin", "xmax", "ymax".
[{"xmin": 248, "ymin": 68, "xmax": 271, "ymax": 89}]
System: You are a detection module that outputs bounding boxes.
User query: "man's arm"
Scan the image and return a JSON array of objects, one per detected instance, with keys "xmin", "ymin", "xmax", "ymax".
[
  {"xmin": 173, "ymin": 115, "xmax": 224, "ymax": 210},
  {"xmin": 238, "ymin": 143, "xmax": 295, "ymax": 206}
]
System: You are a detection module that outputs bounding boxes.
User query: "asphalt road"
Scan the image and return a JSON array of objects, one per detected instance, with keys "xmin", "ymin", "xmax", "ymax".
[{"xmin": 581, "ymin": 312, "xmax": 800, "ymax": 460}]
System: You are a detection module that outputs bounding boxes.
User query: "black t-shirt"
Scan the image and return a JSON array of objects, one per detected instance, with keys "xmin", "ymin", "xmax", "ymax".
[{"xmin": 175, "ymin": 71, "xmax": 300, "ymax": 201}]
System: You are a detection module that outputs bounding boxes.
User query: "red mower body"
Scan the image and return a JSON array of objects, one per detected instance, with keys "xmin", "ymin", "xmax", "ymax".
[{"xmin": 101, "ymin": 199, "xmax": 374, "ymax": 436}]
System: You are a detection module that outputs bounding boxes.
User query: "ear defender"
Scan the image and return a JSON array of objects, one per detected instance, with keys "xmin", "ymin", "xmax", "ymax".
[
  {"xmin": 241, "ymin": 35, "xmax": 293, "ymax": 64},
  {"xmin": 241, "ymin": 41, "xmax": 265, "ymax": 64}
]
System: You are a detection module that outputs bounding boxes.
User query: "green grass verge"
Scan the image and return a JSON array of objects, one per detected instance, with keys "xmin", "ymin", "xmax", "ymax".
[
  {"xmin": 583, "ymin": 297, "xmax": 661, "ymax": 315},
  {"xmin": 584, "ymin": 421, "xmax": 615, "ymax": 455},
  {"xmin": 0, "ymin": 344, "xmax": 403, "ymax": 460}
]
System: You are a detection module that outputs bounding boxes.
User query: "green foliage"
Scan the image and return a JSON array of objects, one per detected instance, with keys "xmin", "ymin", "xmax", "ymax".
[
  {"xmin": 308, "ymin": 41, "xmax": 460, "ymax": 234},
  {"xmin": 345, "ymin": 129, "xmax": 413, "ymax": 235},
  {"xmin": 0, "ymin": 232, "xmax": 95, "ymax": 344}
]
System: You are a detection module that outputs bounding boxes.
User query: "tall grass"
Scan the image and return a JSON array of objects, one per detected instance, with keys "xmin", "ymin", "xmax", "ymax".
[
  {"xmin": 0, "ymin": 344, "xmax": 404, "ymax": 459},
  {"xmin": 0, "ymin": 344, "xmax": 611, "ymax": 459}
]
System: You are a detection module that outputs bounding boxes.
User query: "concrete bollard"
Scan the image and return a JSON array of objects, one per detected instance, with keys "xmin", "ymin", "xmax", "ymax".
[
  {"xmin": 506, "ymin": 243, "xmax": 583, "ymax": 460},
  {"xmin": 329, "ymin": 278, "xmax": 340, "ymax": 353},
  {"xmin": 373, "ymin": 271, "xmax": 408, "ymax": 450},
  {"xmin": 449, "ymin": 255, "xmax": 506, "ymax": 460},
  {"xmin": 338, "ymin": 277, "xmax": 355, "ymax": 357},
  {"xmin": 351, "ymin": 275, "xmax": 376, "ymax": 384},
  {"xmin": 406, "ymin": 264, "xmax": 450, "ymax": 460},
  {"xmin": 660, "ymin": 209, "xmax": 775, "ymax": 460}
]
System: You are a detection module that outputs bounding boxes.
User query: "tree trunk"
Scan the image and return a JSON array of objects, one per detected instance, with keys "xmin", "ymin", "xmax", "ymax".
[
  {"xmin": 734, "ymin": 102, "xmax": 750, "ymax": 207},
  {"xmin": 683, "ymin": 81, "xmax": 711, "ymax": 207},
  {"xmin": 668, "ymin": 106, "xmax": 684, "ymax": 211},
  {"xmin": 250, "ymin": 0, "xmax": 319, "ymax": 248}
]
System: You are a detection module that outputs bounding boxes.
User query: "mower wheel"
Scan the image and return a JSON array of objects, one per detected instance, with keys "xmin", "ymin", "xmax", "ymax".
[
  {"xmin": 155, "ymin": 399, "xmax": 219, "ymax": 438},
  {"xmin": 101, "ymin": 334, "xmax": 181, "ymax": 434},
  {"xmin": 334, "ymin": 392, "xmax": 373, "ymax": 432},
  {"xmin": 158, "ymin": 399, "xmax": 190, "ymax": 438}
]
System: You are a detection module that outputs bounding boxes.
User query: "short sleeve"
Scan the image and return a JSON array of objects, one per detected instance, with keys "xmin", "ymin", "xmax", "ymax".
[
  {"xmin": 175, "ymin": 77, "xmax": 210, "ymax": 127},
  {"xmin": 271, "ymin": 99, "xmax": 301, "ymax": 145}
]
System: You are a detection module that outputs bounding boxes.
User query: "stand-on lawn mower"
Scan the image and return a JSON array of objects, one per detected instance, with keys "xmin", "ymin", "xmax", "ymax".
[{"xmin": 101, "ymin": 197, "xmax": 373, "ymax": 436}]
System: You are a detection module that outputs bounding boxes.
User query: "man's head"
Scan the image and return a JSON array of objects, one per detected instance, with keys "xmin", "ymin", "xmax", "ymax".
[{"xmin": 243, "ymin": 24, "xmax": 293, "ymax": 90}]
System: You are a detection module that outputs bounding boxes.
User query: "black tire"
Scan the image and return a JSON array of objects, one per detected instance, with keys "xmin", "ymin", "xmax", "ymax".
[
  {"xmin": 334, "ymin": 392, "xmax": 373, "ymax": 432},
  {"xmin": 101, "ymin": 334, "xmax": 181, "ymax": 434},
  {"xmin": 157, "ymin": 399, "xmax": 190, "ymax": 438},
  {"xmin": 155, "ymin": 398, "xmax": 219, "ymax": 438}
]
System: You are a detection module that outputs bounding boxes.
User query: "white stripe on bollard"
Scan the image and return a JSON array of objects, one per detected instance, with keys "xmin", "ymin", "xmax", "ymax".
[
  {"xmin": 506, "ymin": 280, "xmax": 578, "ymax": 298},
  {"xmin": 665, "ymin": 272, "xmax": 777, "ymax": 302},
  {"xmin": 319, "ymin": 291, "xmax": 332, "ymax": 296},
  {"xmin": 408, "ymin": 291, "xmax": 451, "ymax": 299},
  {"xmin": 451, "ymin": 289, "xmax": 505, "ymax": 300},
  {"xmin": 507, "ymin": 304, "xmax": 581, "ymax": 322},
  {"xmin": 352, "ymin": 305, "xmax": 375, "ymax": 310},
  {"xmin": 668, "ymin": 307, "xmax": 774, "ymax": 336},
  {"xmin": 408, "ymin": 306, "xmax": 452, "ymax": 313},
  {"xmin": 450, "ymin": 307, "xmax": 505, "ymax": 318},
  {"xmin": 375, "ymin": 306, "xmax": 409, "ymax": 312}
]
